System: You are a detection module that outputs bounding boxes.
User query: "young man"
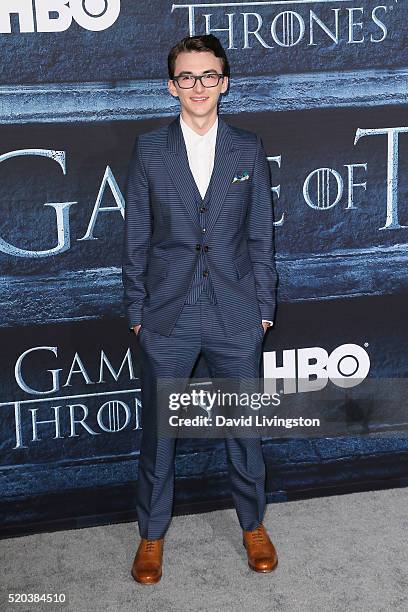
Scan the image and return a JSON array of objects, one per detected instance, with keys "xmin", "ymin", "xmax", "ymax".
[{"xmin": 122, "ymin": 34, "xmax": 278, "ymax": 584}]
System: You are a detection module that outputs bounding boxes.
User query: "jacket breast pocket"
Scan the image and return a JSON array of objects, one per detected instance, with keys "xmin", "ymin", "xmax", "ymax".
[
  {"xmin": 234, "ymin": 253, "xmax": 253, "ymax": 279},
  {"xmin": 147, "ymin": 255, "xmax": 169, "ymax": 281},
  {"xmin": 230, "ymin": 178, "xmax": 251, "ymax": 202}
]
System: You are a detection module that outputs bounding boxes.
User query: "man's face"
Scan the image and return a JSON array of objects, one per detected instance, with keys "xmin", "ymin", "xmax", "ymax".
[{"xmin": 168, "ymin": 51, "xmax": 229, "ymax": 119}]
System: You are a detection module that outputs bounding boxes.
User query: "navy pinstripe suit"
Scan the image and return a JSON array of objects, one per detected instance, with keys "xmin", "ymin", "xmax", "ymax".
[{"xmin": 122, "ymin": 114, "xmax": 278, "ymax": 539}]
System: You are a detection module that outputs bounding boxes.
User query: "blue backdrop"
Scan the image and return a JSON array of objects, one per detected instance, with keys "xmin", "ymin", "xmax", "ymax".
[{"xmin": 0, "ymin": 0, "xmax": 407, "ymax": 536}]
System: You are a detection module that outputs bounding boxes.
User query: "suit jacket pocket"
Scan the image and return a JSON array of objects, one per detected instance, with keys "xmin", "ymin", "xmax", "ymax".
[
  {"xmin": 146, "ymin": 255, "xmax": 169, "ymax": 296},
  {"xmin": 147, "ymin": 255, "xmax": 169, "ymax": 280},
  {"xmin": 234, "ymin": 253, "xmax": 253, "ymax": 279}
]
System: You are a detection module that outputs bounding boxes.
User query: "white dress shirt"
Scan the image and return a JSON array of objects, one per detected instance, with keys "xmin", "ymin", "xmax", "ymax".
[
  {"xmin": 179, "ymin": 113, "xmax": 273, "ymax": 329},
  {"xmin": 179, "ymin": 113, "xmax": 218, "ymax": 200}
]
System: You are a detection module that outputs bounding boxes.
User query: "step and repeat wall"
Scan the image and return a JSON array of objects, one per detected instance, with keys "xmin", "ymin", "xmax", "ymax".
[{"xmin": 1, "ymin": 0, "xmax": 407, "ymax": 534}]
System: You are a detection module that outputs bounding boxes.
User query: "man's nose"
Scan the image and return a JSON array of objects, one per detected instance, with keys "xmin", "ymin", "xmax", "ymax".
[{"xmin": 193, "ymin": 78, "xmax": 205, "ymax": 93}]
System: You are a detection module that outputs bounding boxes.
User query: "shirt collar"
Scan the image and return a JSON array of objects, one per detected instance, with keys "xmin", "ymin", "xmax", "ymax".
[{"xmin": 179, "ymin": 113, "xmax": 218, "ymax": 142}]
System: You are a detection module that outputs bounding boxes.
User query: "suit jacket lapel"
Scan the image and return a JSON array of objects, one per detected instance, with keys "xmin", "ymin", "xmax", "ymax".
[
  {"xmin": 205, "ymin": 116, "xmax": 241, "ymax": 235},
  {"xmin": 160, "ymin": 114, "xmax": 241, "ymax": 233},
  {"xmin": 161, "ymin": 115, "xmax": 200, "ymax": 227}
]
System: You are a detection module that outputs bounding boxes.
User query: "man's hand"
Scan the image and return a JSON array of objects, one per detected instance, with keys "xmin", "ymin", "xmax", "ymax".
[
  {"xmin": 261, "ymin": 320, "xmax": 273, "ymax": 334},
  {"xmin": 132, "ymin": 324, "xmax": 142, "ymax": 335}
]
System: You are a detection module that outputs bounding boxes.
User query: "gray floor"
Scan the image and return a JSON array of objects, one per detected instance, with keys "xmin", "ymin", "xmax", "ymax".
[{"xmin": 2, "ymin": 488, "xmax": 407, "ymax": 612}]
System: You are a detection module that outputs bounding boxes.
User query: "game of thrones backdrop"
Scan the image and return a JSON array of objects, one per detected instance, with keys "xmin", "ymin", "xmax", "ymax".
[{"xmin": 0, "ymin": 0, "xmax": 407, "ymax": 536}]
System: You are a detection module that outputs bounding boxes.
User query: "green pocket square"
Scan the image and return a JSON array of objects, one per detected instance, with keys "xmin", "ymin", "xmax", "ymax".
[{"xmin": 232, "ymin": 171, "xmax": 250, "ymax": 183}]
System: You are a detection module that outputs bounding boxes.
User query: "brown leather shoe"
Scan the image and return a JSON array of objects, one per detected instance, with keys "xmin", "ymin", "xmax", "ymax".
[
  {"xmin": 131, "ymin": 538, "xmax": 164, "ymax": 584},
  {"xmin": 242, "ymin": 523, "xmax": 278, "ymax": 572}
]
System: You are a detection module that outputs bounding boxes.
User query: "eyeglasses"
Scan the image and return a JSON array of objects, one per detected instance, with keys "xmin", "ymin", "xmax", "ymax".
[{"xmin": 173, "ymin": 73, "xmax": 224, "ymax": 89}]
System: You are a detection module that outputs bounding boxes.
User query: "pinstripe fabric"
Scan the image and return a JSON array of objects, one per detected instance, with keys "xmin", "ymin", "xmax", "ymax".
[
  {"xmin": 135, "ymin": 291, "xmax": 266, "ymax": 540},
  {"xmin": 121, "ymin": 114, "xmax": 278, "ymax": 336},
  {"xmin": 184, "ymin": 171, "xmax": 217, "ymax": 305}
]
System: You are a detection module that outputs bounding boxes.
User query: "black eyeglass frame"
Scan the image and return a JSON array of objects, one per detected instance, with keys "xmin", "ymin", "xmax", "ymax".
[{"xmin": 172, "ymin": 73, "xmax": 225, "ymax": 89}]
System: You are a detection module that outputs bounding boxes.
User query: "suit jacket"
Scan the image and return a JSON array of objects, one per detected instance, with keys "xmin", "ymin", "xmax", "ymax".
[{"xmin": 122, "ymin": 114, "xmax": 278, "ymax": 338}]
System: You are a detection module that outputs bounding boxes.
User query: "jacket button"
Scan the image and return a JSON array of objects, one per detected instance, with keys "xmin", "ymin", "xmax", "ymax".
[
  {"xmin": 196, "ymin": 244, "xmax": 201, "ymax": 251},
  {"xmin": 199, "ymin": 206, "xmax": 207, "ymax": 213},
  {"xmin": 203, "ymin": 245, "xmax": 209, "ymax": 252},
  {"xmin": 203, "ymin": 270, "xmax": 209, "ymax": 277}
]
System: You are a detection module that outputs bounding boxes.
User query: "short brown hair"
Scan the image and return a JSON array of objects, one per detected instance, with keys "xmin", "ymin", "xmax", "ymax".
[{"xmin": 168, "ymin": 34, "xmax": 230, "ymax": 80}]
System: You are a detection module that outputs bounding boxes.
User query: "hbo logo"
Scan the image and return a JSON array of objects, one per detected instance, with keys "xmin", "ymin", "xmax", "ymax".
[
  {"xmin": 0, "ymin": 0, "xmax": 120, "ymax": 33},
  {"xmin": 264, "ymin": 343, "xmax": 371, "ymax": 394}
]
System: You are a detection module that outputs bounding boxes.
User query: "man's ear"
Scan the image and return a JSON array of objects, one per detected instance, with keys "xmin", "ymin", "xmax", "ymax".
[
  {"xmin": 221, "ymin": 76, "xmax": 229, "ymax": 94},
  {"xmin": 168, "ymin": 79, "xmax": 179, "ymax": 98}
]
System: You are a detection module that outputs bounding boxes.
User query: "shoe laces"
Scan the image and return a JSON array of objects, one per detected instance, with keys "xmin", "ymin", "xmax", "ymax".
[
  {"xmin": 144, "ymin": 539, "xmax": 159, "ymax": 552},
  {"xmin": 250, "ymin": 526, "xmax": 266, "ymax": 544}
]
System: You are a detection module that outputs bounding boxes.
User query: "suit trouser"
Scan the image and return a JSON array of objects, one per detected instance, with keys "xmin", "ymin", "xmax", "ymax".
[{"xmin": 135, "ymin": 291, "xmax": 266, "ymax": 540}]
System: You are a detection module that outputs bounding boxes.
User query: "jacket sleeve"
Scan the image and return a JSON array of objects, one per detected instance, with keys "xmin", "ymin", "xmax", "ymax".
[
  {"xmin": 121, "ymin": 136, "xmax": 152, "ymax": 328},
  {"xmin": 246, "ymin": 134, "xmax": 278, "ymax": 322}
]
